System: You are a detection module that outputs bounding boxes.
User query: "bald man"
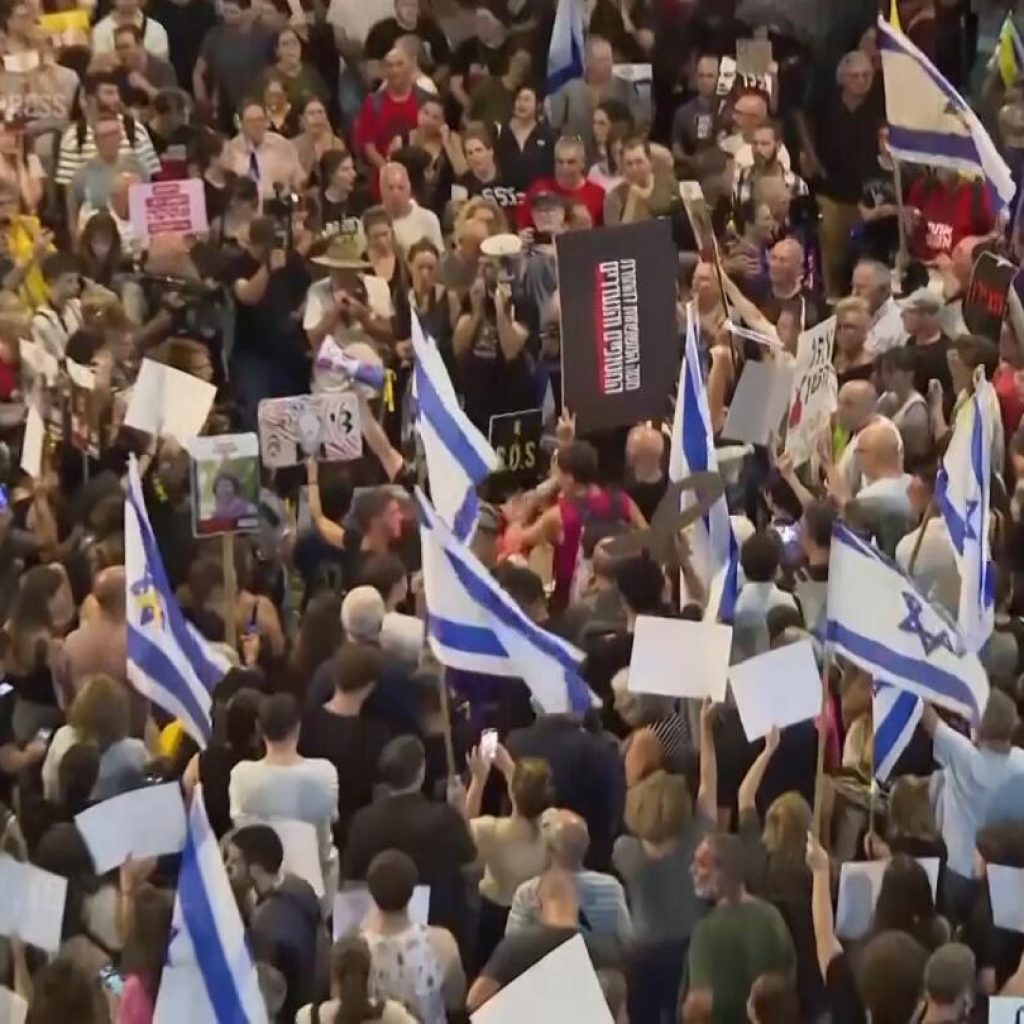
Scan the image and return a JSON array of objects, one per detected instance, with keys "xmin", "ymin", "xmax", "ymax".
[
  {"xmin": 379, "ymin": 160, "xmax": 443, "ymax": 253},
  {"xmin": 852, "ymin": 421, "xmax": 913, "ymax": 512},
  {"xmin": 759, "ymin": 237, "xmax": 825, "ymax": 327},
  {"xmin": 834, "ymin": 381, "xmax": 904, "ymax": 501},
  {"xmin": 505, "ymin": 810, "xmax": 632, "ymax": 945}
]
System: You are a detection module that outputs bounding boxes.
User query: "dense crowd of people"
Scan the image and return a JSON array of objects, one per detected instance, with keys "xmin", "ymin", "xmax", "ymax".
[{"xmin": 1, "ymin": 0, "xmax": 1024, "ymax": 1021}]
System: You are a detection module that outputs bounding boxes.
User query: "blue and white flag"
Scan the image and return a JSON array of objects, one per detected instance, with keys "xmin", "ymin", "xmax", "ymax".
[
  {"xmin": 417, "ymin": 489, "xmax": 593, "ymax": 714},
  {"xmin": 878, "ymin": 15, "xmax": 1016, "ymax": 211},
  {"xmin": 411, "ymin": 314, "xmax": 499, "ymax": 541},
  {"xmin": 546, "ymin": 0, "xmax": 585, "ymax": 95},
  {"xmin": 670, "ymin": 303, "xmax": 736, "ymax": 622},
  {"xmin": 314, "ymin": 338, "xmax": 385, "ymax": 392},
  {"xmin": 154, "ymin": 789, "xmax": 267, "ymax": 1024},
  {"xmin": 873, "ymin": 681, "xmax": 922, "ymax": 782},
  {"xmin": 826, "ymin": 522, "xmax": 990, "ymax": 724},
  {"xmin": 125, "ymin": 456, "xmax": 229, "ymax": 747},
  {"xmin": 935, "ymin": 368, "xmax": 996, "ymax": 653}
]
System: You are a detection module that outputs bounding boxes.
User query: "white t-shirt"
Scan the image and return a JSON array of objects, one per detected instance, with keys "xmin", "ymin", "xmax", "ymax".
[{"xmin": 391, "ymin": 201, "xmax": 444, "ymax": 255}]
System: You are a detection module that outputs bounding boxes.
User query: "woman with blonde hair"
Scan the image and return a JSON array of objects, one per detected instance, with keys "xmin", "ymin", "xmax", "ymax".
[
  {"xmin": 865, "ymin": 774, "xmax": 946, "ymax": 867},
  {"xmin": 463, "ymin": 745, "xmax": 554, "ymax": 971},
  {"xmin": 613, "ymin": 700, "xmax": 719, "ymax": 1024},
  {"xmin": 41, "ymin": 674, "xmax": 148, "ymax": 802}
]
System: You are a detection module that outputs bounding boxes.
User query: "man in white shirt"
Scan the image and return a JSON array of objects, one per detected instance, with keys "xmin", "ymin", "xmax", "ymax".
[
  {"xmin": 30, "ymin": 251, "xmax": 83, "ymax": 359},
  {"xmin": 379, "ymin": 160, "xmax": 443, "ymax": 253},
  {"xmin": 852, "ymin": 257, "xmax": 904, "ymax": 355},
  {"xmin": 731, "ymin": 531, "xmax": 799, "ymax": 662},
  {"xmin": 91, "ymin": 0, "xmax": 170, "ymax": 59},
  {"xmin": 224, "ymin": 99, "xmax": 305, "ymax": 200}
]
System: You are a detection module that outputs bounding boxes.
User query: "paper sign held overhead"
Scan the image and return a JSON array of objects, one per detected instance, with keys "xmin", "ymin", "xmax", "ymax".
[
  {"xmin": 471, "ymin": 933, "xmax": 613, "ymax": 1024},
  {"xmin": 187, "ymin": 434, "xmax": 260, "ymax": 538},
  {"xmin": 835, "ymin": 858, "xmax": 940, "ymax": 941},
  {"xmin": 257, "ymin": 392, "xmax": 362, "ymax": 467},
  {"xmin": 785, "ymin": 316, "xmax": 838, "ymax": 466},
  {"xmin": 129, "ymin": 179, "xmax": 209, "ymax": 243},
  {"xmin": 722, "ymin": 359, "xmax": 794, "ymax": 447},
  {"xmin": 728, "ymin": 640, "xmax": 822, "ymax": 741},
  {"xmin": 0, "ymin": 855, "xmax": 68, "ymax": 953},
  {"xmin": 629, "ymin": 616, "xmax": 732, "ymax": 701},
  {"xmin": 124, "ymin": 358, "xmax": 216, "ymax": 444}
]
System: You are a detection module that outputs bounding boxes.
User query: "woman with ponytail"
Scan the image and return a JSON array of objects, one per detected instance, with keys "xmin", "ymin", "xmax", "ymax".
[{"xmin": 295, "ymin": 936, "xmax": 415, "ymax": 1024}]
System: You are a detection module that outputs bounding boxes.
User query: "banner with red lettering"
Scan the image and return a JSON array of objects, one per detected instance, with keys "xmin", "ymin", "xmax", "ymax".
[
  {"xmin": 964, "ymin": 251, "xmax": 1018, "ymax": 342},
  {"xmin": 555, "ymin": 220, "xmax": 678, "ymax": 433},
  {"xmin": 128, "ymin": 180, "xmax": 209, "ymax": 244}
]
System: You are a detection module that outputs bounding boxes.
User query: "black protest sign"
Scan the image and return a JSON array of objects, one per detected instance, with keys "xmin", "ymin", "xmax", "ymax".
[
  {"xmin": 488, "ymin": 408, "xmax": 542, "ymax": 487},
  {"xmin": 556, "ymin": 219, "xmax": 679, "ymax": 434},
  {"xmin": 963, "ymin": 251, "xmax": 1018, "ymax": 341}
]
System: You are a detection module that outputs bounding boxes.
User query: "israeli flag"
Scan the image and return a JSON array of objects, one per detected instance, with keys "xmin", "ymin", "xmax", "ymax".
[
  {"xmin": 873, "ymin": 682, "xmax": 922, "ymax": 782},
  {"xmin": 878, "ymin": 15, "xmax": 1016, "ymax": 211},
  {"xmin": 417, "ymin": 489, "xmax": 593, "ymax": 714},
  {"xmin": 314, "ymin": 338, "xmax": 385, "ymax": 392},
  {"xmin": 670, "ymin": 304, "xmax": 736, "ymax": 621},
  {"xmin": 826, "ymin": 522, "xmax": 990, "ymax": 724},
  {"xmin": 547, "ymin": 0, "xmax": 585, "ymax": 95},
  {"xmin": 935, "ymin": 370, "xmax": 996, "ymax": 653},
  {"xmin": 125, "ymin": 456, "xmax": 229, "ymax": 747},
  {"xmin": 411, "ymin": 314, "xmax": 499, "ymax": 541},
  {"xmin": 154, "ymin": 789, "xmax": 267, "ymax": 1024}
]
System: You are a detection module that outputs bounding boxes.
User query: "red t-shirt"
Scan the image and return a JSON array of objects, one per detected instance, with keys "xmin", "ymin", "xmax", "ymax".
[
  {"xmin": 354, "ymin": 88, "xmax": 421, "ymax": 163},
  {"xmin": 994, "ymin": 363, "xmax": 1024, "ymax": 440},
  {"xmin": 519, "ymin": 177, "xmax": 606, "ymax": 230},
  {"xmin": 908, "ymin": 178, "xmax": 994, "ymax": 261}
]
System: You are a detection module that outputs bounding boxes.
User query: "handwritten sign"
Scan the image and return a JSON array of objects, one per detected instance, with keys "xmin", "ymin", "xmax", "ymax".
[
  {"xmin": 128, "ymin": 180, "xmax": 208, "ymax": 242},
  {"xmin": 488, "ymin": 409, "xmax": 542, "ymax": 487},
  {"xmin": 785, "ymin": 316, "xmax": 837, "ymax": 466},
  {"xmin": 257, "ymin": 392, "xmax": 362, "ymax": 467},
  {"xmin": 964, "ymin": 251, "xmax": 1017, "ymax": 342}
]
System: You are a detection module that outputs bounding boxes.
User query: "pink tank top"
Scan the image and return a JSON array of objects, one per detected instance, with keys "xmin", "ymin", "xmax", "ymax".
[{"xmin": 552, "ymin": 489, "xmax": 629, "ymax": 610}]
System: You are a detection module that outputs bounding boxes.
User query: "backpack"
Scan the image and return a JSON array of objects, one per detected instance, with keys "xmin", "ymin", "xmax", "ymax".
[{"xmin": 76, "ymin": 112, "xmax": 137, "ymax": 151}]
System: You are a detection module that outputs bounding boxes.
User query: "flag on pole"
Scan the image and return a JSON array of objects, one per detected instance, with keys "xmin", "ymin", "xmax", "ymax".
[
  {"xmin": 417, "ymin": 489, "xmax": 593, "ymax": 714},
  {"xmin": 825, "ymin": 522, "xmax": 990, "ymax": 724},
  {"xmin": 935, "ymin": 368, "xmax": 996, "ymax": 653},
  {"xmin": 125, "ymin": 456, "xmax": 229, "ymax": 747},
  {"xmin": 996, "ymin": 12, "xmax": 1024, "ymax": 90},
  {"xmin": 154, "ymin": 789, "xmax": 267, "ymax": 1024},
  {"xmin": 314, "ymin": 338, "xmax": 385, "ymax": 392},
  {"xmin": 877, "ymin": 15, "xmax": 1016, "ymax": 212},
  {"xmin": 873, "ymin": 682, "xmax": 922, "ymax": 781},
  {"xmin": 546, "ymin": 0, "xmax": 585, "ymax": 95},
  {"xmin": 411, "ymin": 314, "xmax": 500, "ymax": 541},
  {"xmin": 670, "ymin": 303, "xmax": 736, "ymax": 621}
]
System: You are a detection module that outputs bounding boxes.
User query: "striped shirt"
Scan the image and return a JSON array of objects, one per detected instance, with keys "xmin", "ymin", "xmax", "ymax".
[{"xmin": 55, "ymin": 116, "xmax": 160, "ymax": 186}]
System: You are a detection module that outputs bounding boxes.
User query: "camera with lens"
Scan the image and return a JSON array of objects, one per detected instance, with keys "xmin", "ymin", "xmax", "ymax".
[{"xmin": 264, "ymin": 182, "xmax": 298, "ymax": 249}]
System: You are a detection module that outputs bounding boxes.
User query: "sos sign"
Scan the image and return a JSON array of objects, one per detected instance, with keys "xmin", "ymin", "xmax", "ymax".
[{"xmin": 488, "ymin": 409, "xmax": 543, "ymax": 487}]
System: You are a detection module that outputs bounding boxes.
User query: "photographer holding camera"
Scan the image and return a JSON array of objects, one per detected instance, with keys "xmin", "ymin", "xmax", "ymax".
[
  {"xmin": 452, "ymin": 239, "xmax": 538, "ymax": 432},
  {"xmin": 226, "ymin": 212, "xmax": 312, "ymax": 428}
]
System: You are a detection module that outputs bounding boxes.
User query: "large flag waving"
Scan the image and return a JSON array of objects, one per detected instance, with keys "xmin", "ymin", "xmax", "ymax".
[
  {"xmin": 826, "ymin": 522, "xmax": 990, "ymax": 724},
  {"xmin": 670, "ymin": 303, "xmax": 737, "ymax": 621},
  {"xmin": 935, "ymin": 368, "xmax": 996, "ymax": 653},
  {"xmin": 154, "ymin": 789, "xmax": 267, "ymax": 1024},
  {"xmin": 411, "ymin": 314, "xmax": 499, "ymax": 541},
  {"xmin": 878, "ymin": 15, "xmax": 1016, "ymax": 211},
  {"xmin": 417, "ymin": 489, "xmax": 593, "ymax": 714},
  {"xmin": 547, "ymin": 0, "xmax": 585, "ymax": 95},
  {"xmin": 125, "ymin": 456, "xmax": 228, "ymax": 746}
]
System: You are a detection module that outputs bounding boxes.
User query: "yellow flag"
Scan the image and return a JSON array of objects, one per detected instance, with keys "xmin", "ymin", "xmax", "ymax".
[{"xmin": 889, "ymin": 0, "xmax": 902, "ymax": 32}]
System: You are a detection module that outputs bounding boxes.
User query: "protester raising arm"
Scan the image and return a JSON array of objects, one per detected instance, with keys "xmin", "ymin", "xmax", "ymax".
[
  {"xmin": 806, "ymin": 831, "xmax": 842, "ymax": 980},
  {"xmin": 737, "ymin": 726, "xmax": 781, "ymax": 818},
  {"xmin": 697, "ymin": 697, "xmax": 719, "ymax": 824},
  {"xmin": 305, "ymin": 457, "xmax": 344, "ymax": 549}
]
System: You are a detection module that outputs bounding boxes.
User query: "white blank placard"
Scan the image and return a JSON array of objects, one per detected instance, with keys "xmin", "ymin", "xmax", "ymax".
[
  {"xmin": 628, "ymin": 616, "xmax": 732, "ymax": 701},
  {"xmin": 990, "ymin": 996, "xmax": 1024, "ymax": 1023},
  {"xmin": 333, "ymin": 884, "xmax": 430, "ymax": 941},
  {"xmin": 75, "ymin": 783, "xmax": 187, "ymax": 874},
  {"xmin": 989, "ymin": 865, "xmax": 1024, "ymax": 933},
  {"xmin": 836, "ymin": 858, "xmax": 940, "ymax": 941},
  {"xmin": 729, "ymin": 641, "xmax": 822, "ymax": 740},
  {"xmin": 268, "ymin": 819, "xmax": 324, "ymax": 898},
  {"xmin": 471, "ymin": 933, "xmax": 613, "ymax": 1024},
  {"xmin": 722, "ymin": 360, "xmax": 794, "ymax": 447},
  {"xmin": 124, "ymin": 358, "xmax": 216, "ymax": 443},
  {"xmin": 0, "ymin": 855, "xmax": 68, "ymax": 953}
]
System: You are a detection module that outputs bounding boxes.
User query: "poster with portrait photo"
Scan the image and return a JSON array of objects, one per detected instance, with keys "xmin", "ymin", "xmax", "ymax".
[{"xmin": 187, "ymin": 434, "xmax": 260, "ymax": 538}]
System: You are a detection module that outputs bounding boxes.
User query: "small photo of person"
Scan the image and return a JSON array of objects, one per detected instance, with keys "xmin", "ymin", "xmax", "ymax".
[{"xmin": 193, "ymin": 456, "xmax": 259, "ymax": 536}]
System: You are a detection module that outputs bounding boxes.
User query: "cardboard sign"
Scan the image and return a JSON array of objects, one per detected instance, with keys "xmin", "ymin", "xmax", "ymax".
[
  {"xmin": 722, "ymin": 359, "xmax": 794, "ymax": 446},
  {"xmin": 785, "ymin": 316, "xmax": 838, "ymax": 465},
  {"xmin": 187, "ymin": 434, "xmax": 260, "ymax": 537},
  {"xmin": 629, "ymin": 616, "xmax": 732, "ymax": 701},
  {"xmin": 257, "ymin": 392, "xmax": 362, "ymax": 467},
  {"xmin": 128, "ymin": 179, "xmax": 209, "ymax": 242},
  {"xmin": 488, "ymin": 408, "xmax": 543, "ymax": 486},
  {"xmin": 990, "ymin": 997, "xmax": 1024, "ymax": 1023},
  {"xmin": 728, "ymin": 640, "xmax": 822, "ymax": 740},
  {"xmin": 556, "ymin": 220, "xmax": 678, "ymax": 433},
  {"xmin": 736, "ymin": 38, "xmax": 773, "ymax": 78},
  {"xmin": 680, "ymin": 181, "xmax": 716, "ymax": 257},
  {"xmin": 124, "ymin": 358, "xmax": 217, "ymax": 443},
  {"xmin": 963, "ymin": 251, "xmax": 1017, "ymax": 341}
]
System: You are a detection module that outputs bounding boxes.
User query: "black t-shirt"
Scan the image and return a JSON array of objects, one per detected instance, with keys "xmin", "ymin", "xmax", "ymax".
[
  {"xmin": 860, "ymin": 166, "xmax": 900, "ymax": 260},
  {"xmin": 319, "ymin": 189, "xmax": 371, "ymax": 244},
  {"xmin": 363, "ymin": 16, "xmax": 452, "ymax": 70},
  {"xmin": 813, "ymin": 92, "xmax": 886, "ymax": 203},
  {"xmin": 453, "ymin": 169, "xmax": 522, "ymax": 211},
  {"xmin": 836, "ymin": 361, "xmax": 876, "ymax": 389},
  {"xmin": 908, "ymin": 333, "xmax": 953, "ymax": 401},
  {"xmin": 298, "ymin": 707, "xmax": 394, "ymax": 846},
  {"xmin": 0, "ymin": 685, "xmax": 16, "ymax": 807},
  {"xmin": 452, "ymin": 37, "xmax": 508, "ymax": 84},
  {"xmin": 483, "ymin": 926, "xmax": 621, "ymax": 987},
  {"xmin": 149, "ymin": 0, "xmax": 218, "ymax": 91},
  {"xmin": 224, "ymin": 249, "xmax": 311, "ymax": 362},
  {"xmin": 494, "ymin": 120, "xmax": 557, "ymax": 194}
]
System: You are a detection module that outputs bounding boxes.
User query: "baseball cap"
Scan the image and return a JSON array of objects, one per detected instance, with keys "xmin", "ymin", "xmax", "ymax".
[
  {"xmin": 900, "ymin": 287, "xmax": 942, "ymax": 315},
  {"xmin": 530, "ymin": 189, "xmax": 565, "ymax": 211}
]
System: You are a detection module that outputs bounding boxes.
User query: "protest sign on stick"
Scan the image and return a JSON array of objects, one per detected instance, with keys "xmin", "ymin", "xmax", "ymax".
[{"xmin": 785, "ymin": 316, "xmax": 837, "ymax": 466}]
